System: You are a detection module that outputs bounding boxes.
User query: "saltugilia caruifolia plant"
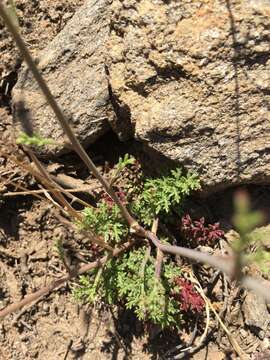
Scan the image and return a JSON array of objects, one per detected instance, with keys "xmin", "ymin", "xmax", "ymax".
[
  {"xmin": 131, "ymin": 169, "xmax": 200, "ymax": 226},
  {"xmin": 74, "ymin": 155, "xmax": 203, "ymax": 329},
  {"xmin": 74, "ymin": 247, "xmax": 185, "ymax": 329}
]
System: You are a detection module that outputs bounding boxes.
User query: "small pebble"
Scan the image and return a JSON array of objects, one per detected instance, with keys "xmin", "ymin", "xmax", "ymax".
[
  {"xmin": 262, "ymin": 337, "xmax": 270, "ymax": 350},
  {"xmin": 71, "ymin": 338, "xmax": 85, "ymax": 352},
  {"xmin": 240, "ymin": 328, "xmax": 247, "ymax": 338}
]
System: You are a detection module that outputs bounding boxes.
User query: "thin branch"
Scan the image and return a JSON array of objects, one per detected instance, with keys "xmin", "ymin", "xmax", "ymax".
[
  {"xmin": 4, "ymin": 188, "xmax": 98, "ymax": 196},
  {"xmin": 4, "ymin": 185, "xmax": 93, "ymax": 208},
  {"xmin": 27, "ymin": 149, "xmax": 83, "ymax": 221},
  {"xmin": 139, "ymin": 220, "xmax": 157, "ymax": 279},
  {"xmin": 2, "ymin": 177, "xmax": 50, "ymax": 202},
  {"xmin": 2, "ymin": 153, "xmax": 95, "ymax": 208},
  {"xmin": 11, "ymin": 297, "xmax": 43, "ymax": 326},
  {"xmin": 200, "ymin": 290, "xmax": 246, "ymax": 359},
  {"xmin": 26, "ymin": 149, "xmax": 94, "ymax": 212},
  {"xmin": 145, "ymin": 230, "xmax": 270, "ymax": 301},
  {"xmin": 3, "ymin": 150, "xmax": 82, "ymax": 219},
  {"xmin": 1, "ymin": 150, "xmax": 113, "ymax": 251},
  {"xmin": 146, "ymin": 230, "xmax": 232, "ymax": 275},
  {"xmin": 152, "ymin": 218, "xmax": 163, "ymax": 279}
]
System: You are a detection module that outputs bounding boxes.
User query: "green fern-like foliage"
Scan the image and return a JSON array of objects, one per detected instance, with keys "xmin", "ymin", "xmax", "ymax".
[
  {"xmin": 131, "ymin": 169, "xmax": 200, "ymax": 225},
  {"xmin": 73, "ymin": 247, "xmax": 183, "ymax": 329},
  {"xmin": 117, "ymin": 248, "xmax": 183, "ymax": 327},
  {"xmin": 80, "ymin": 202, "xmax": 128, "ymax": 244},
  {"xmin": 75, "ymin": 159, "xmax": 201, "ymax": 329}
]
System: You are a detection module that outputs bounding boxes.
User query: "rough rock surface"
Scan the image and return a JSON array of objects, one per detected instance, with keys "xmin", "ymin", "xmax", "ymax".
[
  {"xmin": 107, "ymin": 0, "xmax": 270, "ymax": 191},
  {"xmin": 0, "ymin": 0, "xmax": 84, "ymax": 82},
  {"xmin": 12, "ymin": 0, "xmax": 111, "ymax": 156}
]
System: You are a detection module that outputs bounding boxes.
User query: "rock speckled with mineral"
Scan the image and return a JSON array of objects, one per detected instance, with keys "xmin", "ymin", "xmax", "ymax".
[
  {"xmin": 107, "ymin": 0, "xmax": 270, "ymax": 191},
  {"xmin": 12, "ymin": 0, "xmax": 111, "ymax": 156}
]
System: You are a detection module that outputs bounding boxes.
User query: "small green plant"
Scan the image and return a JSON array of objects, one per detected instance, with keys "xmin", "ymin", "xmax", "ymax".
[
  {"xmin": 113, "ymin": 153, "xmax": 135, "ymax": 175},
  {"xmin": 131, "ymin": 169, "xmax": 200, "ymax": 225},
  {"xmin": 247, "ymin": 249, "xmax": 270, "ymax": 274},
  {"xmin": 109, "ymin": 153, "xmax": 136, "ymax": 186},
  {"xmin": 16, "ymin": 132, "xmax": 55, "ymax": 147},
  {"xmin": 74, "ymin": 157, "xmax": 201, "ymax": 329},
  {"xmin": 117, "ymin": 247, "xmax": 183, "ymax": 327},
  {"xmin": 80, "ymin": 202, "xmax": 128, "ymax": 244},
  {"xmin": 74, "ymin": 247, "xmax": 183, "ymax": 329},
  {"xmin": 244, "ymin": 227, "xmax": 270, "ymax": 274}
]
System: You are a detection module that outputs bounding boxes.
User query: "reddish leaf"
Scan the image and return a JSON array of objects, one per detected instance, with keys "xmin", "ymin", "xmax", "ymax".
[
  {"xmin": 172, "ymin": 278, "xmax": 204, "ymax": 313},
  {"xmin": 181, "ymin": 214, "xmax": 225, "ymax": 246}
]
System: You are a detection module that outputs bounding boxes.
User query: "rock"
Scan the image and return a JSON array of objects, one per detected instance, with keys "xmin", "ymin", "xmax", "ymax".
[
  {"xmin": 12, "ymin": 0, "xmax": 270, "ymax": 191},
  {"xmin": 107, "ymin": 0, "xmax": 270, "ymax": 192},
  {"xmin": 193, "ymin": 346, "xmax": 225, "ymax": 360},
  {"xmin": 12, "ymin": 0, "xmax": 111, "ymax": 157},
  {"xmin": 242, "ymin": 291, "xmax": 269, "ymax": 340}
]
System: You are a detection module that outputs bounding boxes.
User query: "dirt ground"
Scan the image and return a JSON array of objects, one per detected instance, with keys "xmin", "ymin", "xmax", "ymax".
[{"xmin": 0, "ymin": 1, "xmax": 270, "ymax": 359}]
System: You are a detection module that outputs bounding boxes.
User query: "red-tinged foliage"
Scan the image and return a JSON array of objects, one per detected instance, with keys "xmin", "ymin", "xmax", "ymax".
[
  {"xmin": 172, "ymin": 277, "xmax": 204, "ymax": 313},
  {"xmin": 181, "ymin": 214, "xmax": 225, "ymax": 246},
  {"xmin": 102, "ymin": 190, "xmax": 127, "ymax": 208}
]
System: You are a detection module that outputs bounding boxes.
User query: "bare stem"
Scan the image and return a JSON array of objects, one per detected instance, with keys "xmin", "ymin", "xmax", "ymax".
[
  {"xmin": 154, "ymin": 248, "xmax": 164, "ymax": 280},
  {"xmin": 27, "ymin": 148, "xmax": 82, "ymax": 222},
  {"xmin": 1, "ymin": 149, "xmax": 114, "ymax": 251},
  {"xmin": 152, "ymin": 219, "xmax": 163, "ymax": 279}
]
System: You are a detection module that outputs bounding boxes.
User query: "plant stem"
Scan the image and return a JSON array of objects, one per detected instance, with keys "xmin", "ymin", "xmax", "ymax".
[
  {"xmin": 152, "ymin": 218, "xmax": 163, "ymax": 279},
  {"xmin": 147, "ymin": 229, "xmax": 232, "ymax": 275},
  {"xmin": 27, "ymin": 149, "xmax": 82, "ymax": 221}
]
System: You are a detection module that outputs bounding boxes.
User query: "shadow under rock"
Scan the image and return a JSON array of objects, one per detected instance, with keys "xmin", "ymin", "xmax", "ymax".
[
  {"xmin": 0, "ymin": 197, "xmax": 33, "ymax": 242},
  {"xmin": 206, "ymin": 184, "xmax": 270, "ymax": 226}
]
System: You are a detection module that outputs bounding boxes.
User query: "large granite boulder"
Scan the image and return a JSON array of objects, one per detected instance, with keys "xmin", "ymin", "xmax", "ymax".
[
  {"xmin": 12, "ymin": 0, "xmax": 111, "ymax": 156},
  {"xmin": 107, "ymin": 0, "xmax": 270, "ymax": 191}
]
